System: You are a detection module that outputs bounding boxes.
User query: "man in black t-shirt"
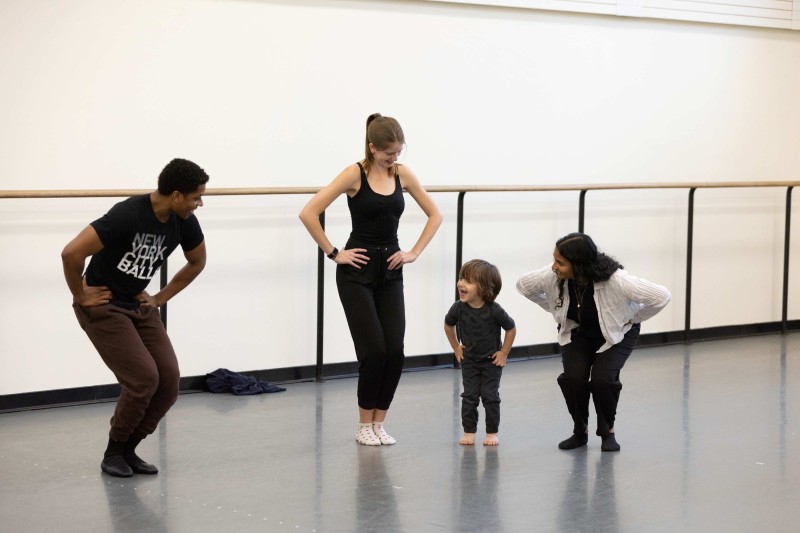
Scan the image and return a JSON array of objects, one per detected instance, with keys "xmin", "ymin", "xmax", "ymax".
[{"xmin": 61, "ymin": 158, "xmax": 209, "ymax": 478}]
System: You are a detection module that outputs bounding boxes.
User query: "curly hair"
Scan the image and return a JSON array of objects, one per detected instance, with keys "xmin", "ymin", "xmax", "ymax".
[
  {"xmin": 157, "ymin": 158, "xmax": 210, "ymax": 196},
  {"xmin": 459, "ymin": 259, "xmax": 502, "ymax": 303},
  {"xmin": 554, "ymin": 233, "xmax": 622, "ymax": 309}
]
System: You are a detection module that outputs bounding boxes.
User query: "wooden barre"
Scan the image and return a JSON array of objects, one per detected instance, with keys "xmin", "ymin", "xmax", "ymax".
[{"xmin": 0, "ymin": 181, "xmax": 797, "ymax": 199}]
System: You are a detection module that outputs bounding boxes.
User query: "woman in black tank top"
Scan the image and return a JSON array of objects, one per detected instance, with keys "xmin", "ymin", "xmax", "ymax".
[{"xmin": 299, "ymin": 114, "xmax": 443, "ymax": 446}]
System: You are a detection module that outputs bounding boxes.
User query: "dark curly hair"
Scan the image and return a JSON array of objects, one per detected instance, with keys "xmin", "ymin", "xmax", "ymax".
[
  {"xmin": 555, "ymin": 233, "xmax": 622, "ymax": 309},
  {"xmin": 157, "ymin": 158, "xmax": 209, "ymax": 196},
  {"xmin": 459, "ymin": 259, "xmax": 502, "ymax": 303}
]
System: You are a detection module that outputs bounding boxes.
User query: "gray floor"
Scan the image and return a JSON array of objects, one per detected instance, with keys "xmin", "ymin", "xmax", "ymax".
[{"xmin": 1, "ymin": 333, "xmax": 798, "ymax": 533}]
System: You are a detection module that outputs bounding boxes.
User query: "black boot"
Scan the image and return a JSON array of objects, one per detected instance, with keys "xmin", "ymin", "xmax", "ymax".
[
  {"xmin": 101, "ymin": 437, "xmax": 133, "ymax": 477},
  {"xmin": 601, "ymin": 433, "xmax": 621, "ymax": 452},
  {"xmin": 124, "ymin": 437, "xmax": 159, "ymax": 475},
  {"xmin": 558, "ymin": 432, "xmax": 588, "ymax": 450}
]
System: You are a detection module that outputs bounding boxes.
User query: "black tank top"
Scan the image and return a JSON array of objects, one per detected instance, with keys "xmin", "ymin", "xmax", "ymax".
[{"xmin": 347, "ymin": 162, "xmax": 405, "ymax": 245}]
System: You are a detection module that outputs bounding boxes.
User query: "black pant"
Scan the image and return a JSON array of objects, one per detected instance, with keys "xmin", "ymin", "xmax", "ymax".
[
  {"xmin": 336, "ymin": 241, "xmax": 405, "ymax": 411},
  {"xmin": 558, "ymin": 324, "xmax": 639, "ymax": 436},
  {"xmin": 461, "ymin": 357, "xmax": 502, "ymax": 434}
]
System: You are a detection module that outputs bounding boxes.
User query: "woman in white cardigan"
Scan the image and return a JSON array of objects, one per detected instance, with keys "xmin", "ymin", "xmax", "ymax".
[{"xmin": 516, "ymin": 233, "xmax": 671, "ymax": 452}]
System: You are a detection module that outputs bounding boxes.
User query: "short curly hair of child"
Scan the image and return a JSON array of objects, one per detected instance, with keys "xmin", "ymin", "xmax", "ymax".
[{"xmin": 459, "ymin": 259, "xmax": 502, "ymax": 303}]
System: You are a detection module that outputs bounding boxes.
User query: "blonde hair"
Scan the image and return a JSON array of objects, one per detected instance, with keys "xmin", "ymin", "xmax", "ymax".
[
  {"xmin": 459, "ymin": 259, "xmax": 502, "ymax": 303},
  {"xmin": 363, "ymin": 113, "xmax": 405, "ymax": 174}
]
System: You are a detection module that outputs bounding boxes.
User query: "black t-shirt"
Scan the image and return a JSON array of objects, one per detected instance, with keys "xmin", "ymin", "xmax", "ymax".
[
  {"xmin": 85, "ymin": 194, "xmax": 204, "ymax": 308},
  {"xmin": 445, "ymin": 301, "xmax": 516, "ymax": 360}
]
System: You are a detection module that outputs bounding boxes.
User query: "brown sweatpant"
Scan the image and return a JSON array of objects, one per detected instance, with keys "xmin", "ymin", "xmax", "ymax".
[{"xmin": 73, "ymin": 303, "xmax": 180, "ymax": 442}]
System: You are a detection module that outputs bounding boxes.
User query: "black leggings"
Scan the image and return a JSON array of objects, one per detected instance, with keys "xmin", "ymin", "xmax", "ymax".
[
  {"xmin": 336, "ymin": 241, "xmax": 405, "ymax": 411},
  {"xmin": 558, "ymin": 324, "xmax": 640, "ymax": 436}
]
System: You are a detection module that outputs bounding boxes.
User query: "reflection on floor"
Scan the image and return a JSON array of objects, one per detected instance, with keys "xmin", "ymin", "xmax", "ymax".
[{"xmin": 1, "ymin": 333, "xmax": 798, "ymax": 532}]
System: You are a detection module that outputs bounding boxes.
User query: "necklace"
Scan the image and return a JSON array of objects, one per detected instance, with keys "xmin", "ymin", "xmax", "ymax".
[{"xmin": 574, "ymin": 282, "xmax": 588, "ymax": 310}]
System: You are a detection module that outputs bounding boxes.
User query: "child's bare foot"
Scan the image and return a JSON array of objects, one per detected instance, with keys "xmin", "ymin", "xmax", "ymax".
[
  {"xmin": 459, "ymin": 433, "xmax": 476, "ymax": 445},
  {"xmin": 483, "ymin": 433, "xmax": 499, "ymax": 446}
]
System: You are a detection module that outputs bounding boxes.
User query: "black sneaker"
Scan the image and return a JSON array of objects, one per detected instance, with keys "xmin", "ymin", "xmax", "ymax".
[
  {"xmin": 558, "ymin": 433, "xmax": 588, "ymax": 450},
  {"xmin": 124, "ymin": 453, "xmax": 159, "ymax": 475},
  {"xmin": 101, "ymin": 455, "xmax": 133, "ymax": 477},
  {"xmin": 601, "ymin": 434, "xmax": 621, "ymax": 452}
]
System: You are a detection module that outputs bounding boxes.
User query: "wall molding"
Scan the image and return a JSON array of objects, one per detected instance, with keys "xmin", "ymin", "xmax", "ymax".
[
  {"xmin": 424, "ymin": 0, "xmax": 799, "ymax": 30},
  {"xmin": 2, "ymin": 320, "xmax": 797, "ymax": 413}
]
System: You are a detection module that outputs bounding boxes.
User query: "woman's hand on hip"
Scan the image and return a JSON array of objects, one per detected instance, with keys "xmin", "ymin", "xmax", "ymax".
[
  {"xmin": 336, "ymin": 247, "xmax": 369, "ymax": 268},
  {"xmin": 387, "ymin": 250, "xmax": 418, "ymax": 270}
]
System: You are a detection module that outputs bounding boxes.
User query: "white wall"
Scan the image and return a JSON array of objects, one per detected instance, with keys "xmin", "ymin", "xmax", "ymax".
[{"xmin": 0, "ymin": 0, "xmax": 798, "ymax": 395}]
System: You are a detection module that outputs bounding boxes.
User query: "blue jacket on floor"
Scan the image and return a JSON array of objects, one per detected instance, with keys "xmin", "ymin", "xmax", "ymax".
[{"xmin": 205, "ymin": 368, "xmax": 286, "ymax": 395}]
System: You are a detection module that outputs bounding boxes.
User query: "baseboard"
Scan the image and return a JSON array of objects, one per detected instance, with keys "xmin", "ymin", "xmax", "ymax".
[{"xmin": 2, "ymin": 320, "xmax": 798, "ymax": 413}]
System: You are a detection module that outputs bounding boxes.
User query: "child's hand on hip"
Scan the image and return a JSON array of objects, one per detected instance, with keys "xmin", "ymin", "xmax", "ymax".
[
  {"xmin": 492, "ymin": 351, "xmax": 507, "ymax": 367},
  {"xmin": 454, "ymin": 345, "xmax": 464, "ymax": 363}
]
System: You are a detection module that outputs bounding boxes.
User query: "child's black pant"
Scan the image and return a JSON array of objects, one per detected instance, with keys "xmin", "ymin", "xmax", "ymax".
[{"xmin": 461, "ymin": 357, "xmax": 502, "ymax": 434}]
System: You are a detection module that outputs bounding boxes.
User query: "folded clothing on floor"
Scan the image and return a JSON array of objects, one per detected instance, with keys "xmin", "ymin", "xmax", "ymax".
[{"xmin": 205, "ymin": 368, "xmax": 286, "ymax": 395}]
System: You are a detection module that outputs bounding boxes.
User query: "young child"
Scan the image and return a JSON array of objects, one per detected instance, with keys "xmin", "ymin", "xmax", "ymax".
[{"xmin": 444, "ymin": 259, "xmax": 516, "ymax": 446}]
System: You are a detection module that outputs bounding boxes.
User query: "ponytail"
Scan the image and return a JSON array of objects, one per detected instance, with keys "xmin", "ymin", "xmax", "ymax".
[
  {"xmin": 362, "ymin": 113, "xmax": 405, "ymax": 174},
  {"xmin": 364, "ymin": 113, "xmax": 382, "ymax": 170}
]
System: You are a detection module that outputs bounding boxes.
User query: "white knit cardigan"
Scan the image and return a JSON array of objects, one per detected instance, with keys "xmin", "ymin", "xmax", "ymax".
[{"xmin": 516, "ymin": 266, "xmax": 672, "ymax": 352}]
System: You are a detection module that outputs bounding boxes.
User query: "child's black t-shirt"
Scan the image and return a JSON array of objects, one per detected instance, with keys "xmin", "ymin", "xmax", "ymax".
[{"xmin": 445, "ymin": 301, "xmax": 515, "ymax": 360}]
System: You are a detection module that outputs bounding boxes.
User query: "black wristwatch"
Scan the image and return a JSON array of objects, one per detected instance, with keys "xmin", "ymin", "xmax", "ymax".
[{"xmin": 327, "ymin": 247, "xmax": 339, "ymax": 260}]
